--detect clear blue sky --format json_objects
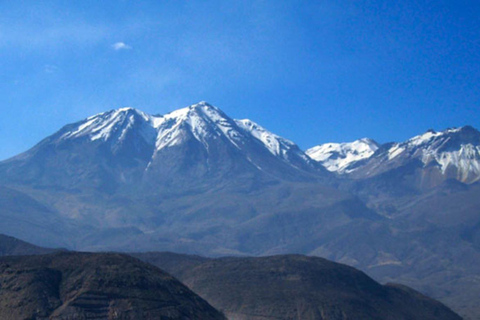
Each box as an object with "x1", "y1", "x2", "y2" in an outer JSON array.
[{"x1": 1, "y1": 0, "x2": 479, "y2": 160}]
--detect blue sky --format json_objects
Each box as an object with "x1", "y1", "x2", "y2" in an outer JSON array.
[{"x1": 1, "y1": 0, "x2": 479, "y2": 160}]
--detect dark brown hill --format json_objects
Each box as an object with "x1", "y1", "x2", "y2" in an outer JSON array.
[
  {"x1": 0, "y1": 252, "x2": 225, "y2": 320},
  {"x1": 133, "y1": 252, "x2": 461, "y2": 320}
]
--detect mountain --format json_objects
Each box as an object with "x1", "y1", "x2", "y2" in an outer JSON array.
[
  {"x1": 355, "y1": 126, "x2": 480, "y2": 183},
  {"x1": 1, "y1": 103, "x2": 479, "y2": 318},
  {"x1": 301, "y1": 125, "x2": 480, "y2": 320},
  {"x1": 309, "y1": 126, "x2": 480, "y2": 189},
  {"x1": 133, "y1": 252, "x2": 461, "y2": 320},
  {"x1": 345, "y1": 126, "x2": 480, "y2": 211},
  {"x1": 323, "y1": 127, "x2": 480, "y2": 320},
  {"x1": 0, "y1": 252, "x2": 225, "y2": 320},
  {"x1": 0, "y1": 102, "x2": 371, "y2": 254},
  {"x1": 306, "y1": 138, "x2": 379, "y2": 173},
  {"x1": 0, "y1": 102, "x2": 323, "y2": 192}
]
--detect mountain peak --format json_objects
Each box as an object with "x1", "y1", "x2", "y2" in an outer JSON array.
[
  {"x1": 185, "y1": 101, "x2": 219, "y2": 113},
  {"x1": 117, "y1": 106, "x2": 136, "y2": 112},
  {"x1": 306, "y1": 138, "x2": 379, "y2": 173},
  {"x1": 194, "y1": 100, "x2": 213, "y2": 107},
  {"x1": 456, "y1": 125, "x2": 480, "y2": 137},
  {"x1": 163, "y1": 102, "x2": 225, "y2": 121},
  {"x1": 87, "y1": 106, "x2": 151, "y2": 120},
  {"x1": 344, "y1": 125, "x2": 480, "y2": 184},
  {"x1": 60, "y1": 106, "x2": 155, "y2": 143},
  {"x1": 151, "y1": 102, "x2": 240, "y2": 152}
]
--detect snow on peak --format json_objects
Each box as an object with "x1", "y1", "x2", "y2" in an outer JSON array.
[
  {"x1": 152, "y1": 102, "x2": 244, "y2": 150},
  {"x1": 59, "y1": 102, "x2": 255, "y2": 154},
  {"x1": 386, "y1": 126, "x2": 479, "y2": 160},
  {"x1": 61, "y1": 107, "x2": 157, "y2": 143},
  {"x1": 306, "y1": 138, "x2": 379, "y2": 173},
  {"x1": 406, "y1": 127, "x2": 461, "y2": 147},
  {"x1": 307, "y1": 126, "x2": 480, "y2": 182},
  {"x1": 53, "y1": 101, "x2": 320, "y2": 174},
  {"x1": 384, "y1": 126, "x2": 480, "y2": 182}
]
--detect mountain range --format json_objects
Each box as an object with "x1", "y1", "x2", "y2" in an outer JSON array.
[
  {"x1": 308, "y1": 126, "x2": 480, "y2": 187},
  {"x1": 1, "y1": 101, "x2": 479, "y2": 319}
]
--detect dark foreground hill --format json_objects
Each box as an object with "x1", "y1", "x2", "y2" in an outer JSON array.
[
  {"x1": 0, "y1": 252, "x2": 225, "y2": 320},
  {"x1": 133, "y1": 252, "x2": 461, "y2": 320}
]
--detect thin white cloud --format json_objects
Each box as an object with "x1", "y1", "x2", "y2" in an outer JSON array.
[{"x1": 112, "y1": 42, "x2": 132, "y2": 50}]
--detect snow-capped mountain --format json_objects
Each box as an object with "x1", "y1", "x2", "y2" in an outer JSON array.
[
  {"x1": 1, "y1": 102, "x2": 324, "y2": 192},
  {"x1": 149, "y1": 103, "x2": 319, "y2": 173},
  {"x1": 1, "y1": 110, "x2": 480, "y2": 318},
  {"x1": 0, "y1": 101, "x2": 359, "y2": 253},
  {"x1": 306, "y1": 126, "x2": 480, "y2": 185},
  {"x1": 306, "y1": 138, "x2": 379, "y2": 173},
  {"x1": 348, "y1": 126, "x2": 480, "y2": 185},
  {"x1": 60, "y1": 102, "x2": 315, "y2": 168}
]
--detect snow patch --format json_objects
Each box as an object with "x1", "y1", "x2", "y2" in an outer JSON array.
[
  {"x1": 306, "y1": 138, "x2": 379, "y2": 173},
  {"x1": 236, "y1": 119, "x2": 295, "y2": 156},
  {"x1": 387, "y1": 145, "x2": 405, "y2": 160}
]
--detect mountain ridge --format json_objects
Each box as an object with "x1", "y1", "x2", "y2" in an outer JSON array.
[{"x1": 307, "y1": 125, "x2": 480, "y2": 187}]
